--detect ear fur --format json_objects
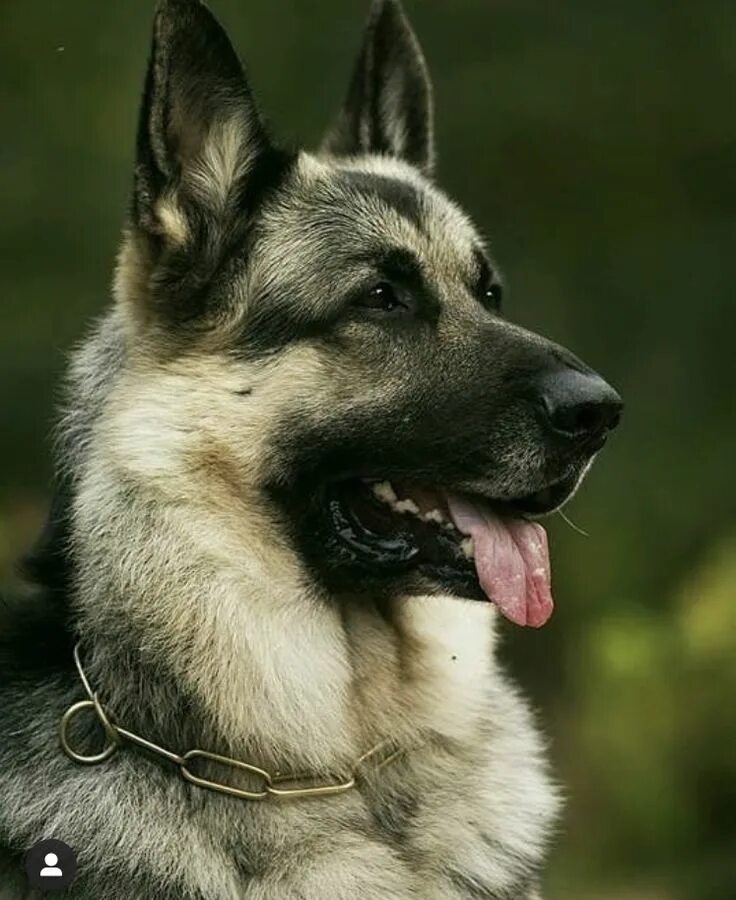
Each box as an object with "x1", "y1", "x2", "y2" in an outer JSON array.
[
  {"x1": 322, "y1": 0, "x2": 435, "y2": 174},
  {"x1": 123, "y1": 0, "x2": 293, "y2": 325},
  {"x1": 134, "y1": 0, "x2": 273, "y2": 236}
]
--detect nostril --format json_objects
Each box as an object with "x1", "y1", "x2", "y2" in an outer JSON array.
[
  {"x1": 550, "y1": 401, "x2": 609, "y2": 437},
  {"x1": 605, "y1": 405, "x2": 622, "y2": 432},
  {"x1": 539, "y1": 369, "x2": 623, "y2": 443}
]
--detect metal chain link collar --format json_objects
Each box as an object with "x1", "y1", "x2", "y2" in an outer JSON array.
[{"x1": 59, "y1": 643, "x2": 407, "y2": 801}]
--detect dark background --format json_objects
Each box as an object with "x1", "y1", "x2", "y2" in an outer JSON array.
[{"x1": 1, "y1": 2, "x2": 734, "y2": 897}]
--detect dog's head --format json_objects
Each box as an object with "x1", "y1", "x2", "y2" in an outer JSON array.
[{"x1": 115, "y1": 0, "x2": 621, "y2": 627}]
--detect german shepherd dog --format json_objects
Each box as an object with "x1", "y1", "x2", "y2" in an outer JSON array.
[{"x1": 0, "y1": 1, "x2": 622, "y2": 897}]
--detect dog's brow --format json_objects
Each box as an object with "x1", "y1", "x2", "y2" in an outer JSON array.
[
  {"x1": 352, "y1": 247, "x2": 425, "y2": 291},
  {"x1": 472, "y1": 247, "x2": 494, "y2": 283},
  {"x1": 377, "y1": 247, "x2": 425, "y2": 285},
  {"x1": 340, "y1": 170, "x2": 425, "y2": 229}
]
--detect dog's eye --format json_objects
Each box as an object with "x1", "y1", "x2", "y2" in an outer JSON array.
[
  {"x1": 357, "y1": 282, "x2": 406, "y2": 314},
  {"x1": 477, "y1": 274, "x2": 503, "y2": 311},
  {"x1": 484, "y1": 282, "x2": 503, "y2": 309},
  {"x1": 474, "y1": 253, "x2": 503, "y2": 311}
]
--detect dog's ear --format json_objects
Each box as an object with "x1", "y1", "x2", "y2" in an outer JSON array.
[
  {"x1": 133, "y1": 0, "x2": 274, "y2": 247},
  {"x1": 322, "y1": 0, "x2": 434, "y2": 174},
  {"x1": 123, "y1": 0, "x2": 293, "y2": 326}
]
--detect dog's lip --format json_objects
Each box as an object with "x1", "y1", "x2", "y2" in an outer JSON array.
[
  {"x1": 322, "y1": 471, "x2": 577, "y2": 564},
  {"x1": 356, "y1": 471, "x2": 580, "y2": 521},
  {"x1": 321, "y1": 469, "x2": 583, "y2": 571},
  {"x1": 481, "y1": 472, "x2": 582, "y2": 518}
]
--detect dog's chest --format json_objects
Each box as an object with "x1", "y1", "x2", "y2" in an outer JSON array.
[
  {"x1": 174, "y1": 697, "x2": 555, "y2": 900},
  {"x1": 171, "y1": 599, "x2": 557, "y2": 898},
  {"x1": 0, "y1": 599, "x2": 557, "y2": 899}
]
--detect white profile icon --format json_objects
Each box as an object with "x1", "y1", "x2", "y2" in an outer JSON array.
[{"x1": 40, "y1": 852, "x2": 63, "y2": 878}]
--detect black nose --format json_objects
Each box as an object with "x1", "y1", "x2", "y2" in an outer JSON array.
[{"x1": 538, "y1": 368, "x2": 622, "y2": 448}]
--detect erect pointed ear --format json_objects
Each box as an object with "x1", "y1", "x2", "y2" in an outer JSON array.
[
  {"x1": 133, "y1": 0, "x2": 275, "y2": 245},
  {"x1": 322, "y1": 0, "x2": 434, "y2": 174}
]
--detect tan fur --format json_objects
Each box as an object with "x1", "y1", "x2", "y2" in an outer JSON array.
[
  {"x1": 155, "y1": 196, "x2": 190, "y2": 246},
  {"x1": 189, "y1": 116, "x2": 253, "y2": 211},
  {"x1": 0, "y1": 3, "x2": 574, "y2": 896},
  {"x1": 57, "y1": 308, "x2": 560, "y2": 896}
]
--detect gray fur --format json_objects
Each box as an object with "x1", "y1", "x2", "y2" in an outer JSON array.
[{"x1": 0, "y1": 1, "x2": 622, "y2": 897}]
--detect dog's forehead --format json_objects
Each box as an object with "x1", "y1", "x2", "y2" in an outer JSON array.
[{"x1": 253, "y1": 152, "x2": 482, "y2": 283}]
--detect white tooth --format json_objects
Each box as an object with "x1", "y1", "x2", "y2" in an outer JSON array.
[
  {"x1": 461, "y1": 537, "x2": 475, "y2": 559},
  {"x1": 394, "y1": 498, "x2": 420, "y2": 515},
  {"x1": 423, "y1": 509, "x2": 446, "y2": 524},
  {"x1": 372, "y1": 481, "x2": 397, "y2": 504}
]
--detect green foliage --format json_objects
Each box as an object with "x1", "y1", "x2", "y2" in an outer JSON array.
[
  {"x1": 550, "y1": 536, "x2": 736, "y2": 898},
  {"x1": 1, "y1": 2, "x2": 734, "y2": 897}
]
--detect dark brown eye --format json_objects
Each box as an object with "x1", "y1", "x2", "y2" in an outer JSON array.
[
  {"x1": 484, "y1": 282, "x2": 503, "y2": 309},
  {"x1": 358, "y1": 282, "x2": 405, "y2": 313}
]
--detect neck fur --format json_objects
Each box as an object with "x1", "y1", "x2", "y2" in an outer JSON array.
[{"x1": 61, "y1": 314, "x2": 497, "y2": 774}]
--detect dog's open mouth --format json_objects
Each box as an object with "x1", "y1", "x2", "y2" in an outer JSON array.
[{"x1": 325, "y1": 474, "x2": 580, "y2": 628}]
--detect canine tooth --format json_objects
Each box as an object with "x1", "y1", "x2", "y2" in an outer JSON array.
[
  {"x1": 461, "y1": 537, "x2": 475, "y2": 559},
  {"x1": 372, "y1": 481, "x2": 397, "y2": 504}
]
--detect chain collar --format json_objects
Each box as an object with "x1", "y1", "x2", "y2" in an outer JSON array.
[{"x1": 59, "y1": 643, "x2": 407, "y2": 801}]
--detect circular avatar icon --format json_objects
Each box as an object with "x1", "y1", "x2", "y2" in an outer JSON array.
[{"x1": 25, "y1": 839, "x2": 77, "y2": 891}]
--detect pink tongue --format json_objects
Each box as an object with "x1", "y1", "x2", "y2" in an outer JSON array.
[{"x1": 446, "y1": 494, "x2": 553, "y2": 628}]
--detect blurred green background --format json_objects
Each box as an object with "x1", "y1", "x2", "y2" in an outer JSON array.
[{"x1": 1, "y1": 1, "x2": 734, "y2": 897}]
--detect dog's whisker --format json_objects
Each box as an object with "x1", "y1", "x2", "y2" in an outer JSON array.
[{"x1": 557, "y1": 509, "x2": 590, "y2": 538}]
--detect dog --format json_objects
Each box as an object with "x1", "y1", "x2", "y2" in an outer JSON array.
[{"x1": 0, "y1": 0, "x2": 621, "y2": 897}]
